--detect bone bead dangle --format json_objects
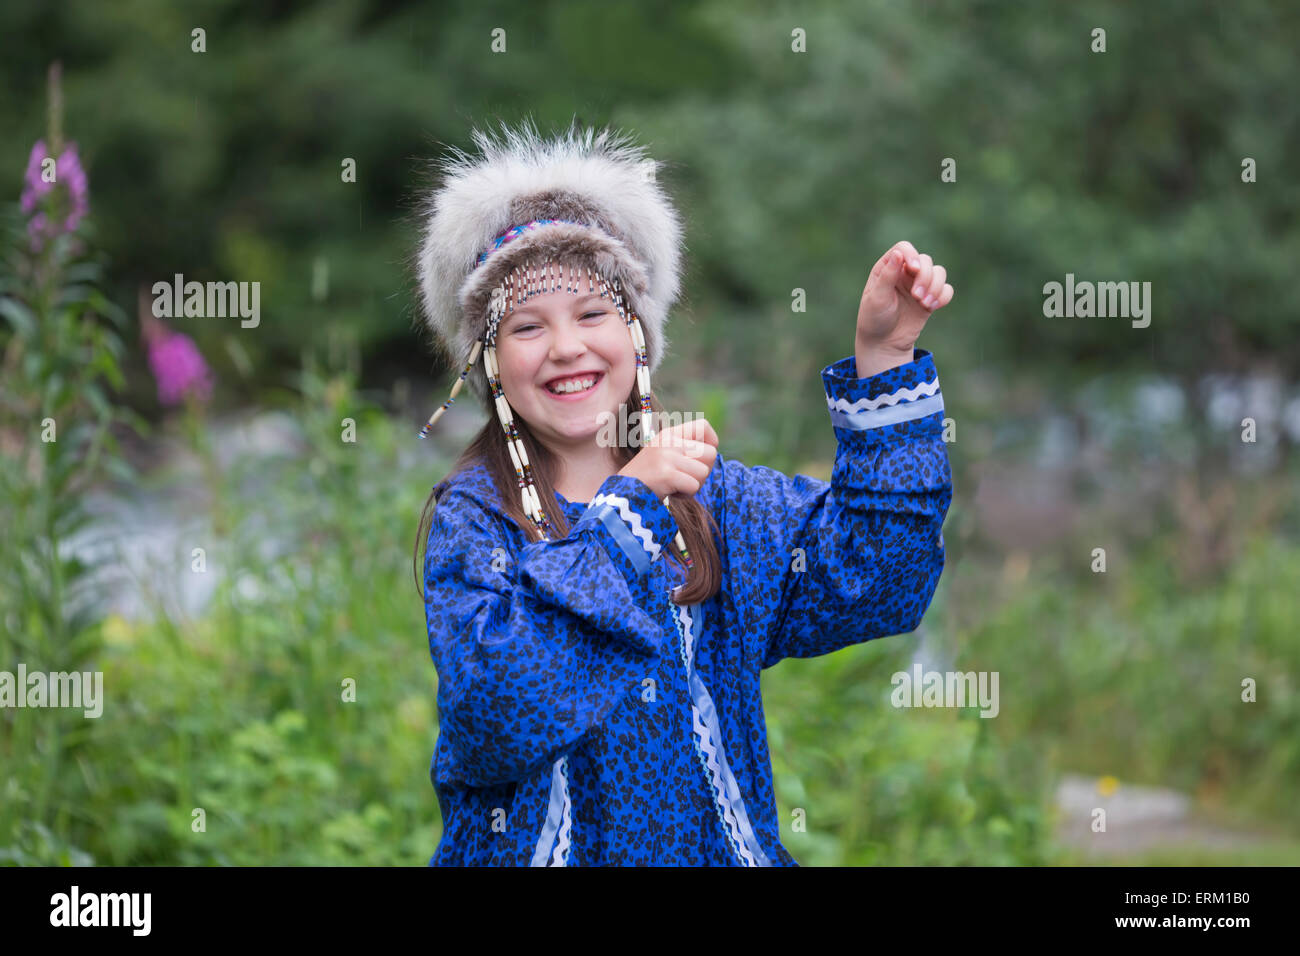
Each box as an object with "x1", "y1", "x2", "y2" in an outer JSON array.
[
  {"x1": 484, "y1": 337, "x2": 554, "y2": 537},
  {"x1": 608, "y1": 277, "x2": 652, "y2": 417},
  {"x1": 419, "y1": 337, "x2": 483, "y2": 438},
  {"x1": 480, "y1": 279, "x2": 555, "y2": 538}
]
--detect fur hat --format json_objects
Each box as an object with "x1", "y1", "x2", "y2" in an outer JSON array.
[{"x1": 416, "y1": 116, "x2": 684, "y2": 412}]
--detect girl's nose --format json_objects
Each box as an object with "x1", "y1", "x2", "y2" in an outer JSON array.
[{"x1": 549, "y1": 319, "x2": 587, "y2": 359}]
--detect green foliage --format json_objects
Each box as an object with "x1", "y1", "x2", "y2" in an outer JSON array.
[
  {"x1": 0, "y1": 192, "x2": 141, "y2": 864},
  {"x1": 763, "y1": 634, "x2": 1057, "y2": 866},
  {"x1": 2, "y1": 341, "x2": 444, "y2": 865},
  {"x1": 760, "y1": 520, "x2": 1300, "y2": 865},
  {"x1": 961, "y1": 529, "x2": 1300, "y2": 831}
]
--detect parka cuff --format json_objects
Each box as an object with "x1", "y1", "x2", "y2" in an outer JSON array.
[
  {"x1": 822, "y1": 348, "x2": 946, "y2": 447},
  {"x1": 821, "y1": 348, "x2": 951, "y2": 515},
  {"x1": 571, "y1": 473, "x2": 682, "y2": 586}
]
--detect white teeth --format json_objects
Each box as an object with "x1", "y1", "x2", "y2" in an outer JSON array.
[{"x1": 546, "y1": 376, "x2": 597, "y2": 394}]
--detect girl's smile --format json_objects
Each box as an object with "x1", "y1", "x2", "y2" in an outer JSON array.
[{"x1": 542, "y1": 370, "x2": 606, "y2": 399}]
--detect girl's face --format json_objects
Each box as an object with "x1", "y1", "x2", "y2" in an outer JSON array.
[{"x1": 493, "y1": 263, "x2": 636, "y2": 454}]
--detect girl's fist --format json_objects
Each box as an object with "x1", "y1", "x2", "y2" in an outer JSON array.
[
  {"x1": 856, "y1": 241, "x2": 954, "y2": 355},
  {"x1": 618, "y1": 417, "x2": 719, "y2": 500}
]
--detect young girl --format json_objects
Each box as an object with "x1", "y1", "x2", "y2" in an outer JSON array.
[{"x1": 412, "y1": 119, "x2": 953, "y2": 866}]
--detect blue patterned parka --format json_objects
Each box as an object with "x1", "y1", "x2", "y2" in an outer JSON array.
[{"x1": 423, "y1": 348, "x2": 952, "y2": 865}]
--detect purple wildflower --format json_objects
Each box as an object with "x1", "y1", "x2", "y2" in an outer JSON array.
[
  {"x1": 21, "y1": 139, "x2": 90, "y2": 251},
  {"x1": 20, "y1": 140, "x2": 51, "y2": 213},
  {"x1": 145, "y1": 320, "x2": 214, "y2": 407}
]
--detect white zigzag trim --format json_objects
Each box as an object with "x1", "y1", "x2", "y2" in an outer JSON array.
[
  {"x1": 691, "y1": 705, "x2": 758, "y2": 866},
  {"x1": 674, "y1": 598, "x2": 695, "y2": 664},
  {"x1": 673, "y1": 602, "x2": 757, "y2": 867},
  {"x1": 827, "y1": 376, "x2": 941, "y2": 414},
  {"x1": 589, "y1": 492, "x2": 661, "y2": 560},
  {"x1": 549, "y1": 756, "x2": 572, "y2": 866}
]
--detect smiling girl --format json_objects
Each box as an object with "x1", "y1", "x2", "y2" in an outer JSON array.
[{"x1": 412, "y1": 118, "x2": 953, "y2": 866}]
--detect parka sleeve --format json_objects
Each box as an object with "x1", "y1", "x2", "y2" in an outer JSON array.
[
  {"x1": 709, "y1": 348, "x2": 952, "y2": 670},
  {"x1": 424, "y1": 473, "x2": 682, "y2": 788}
]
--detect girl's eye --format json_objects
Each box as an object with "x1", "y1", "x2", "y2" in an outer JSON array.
[{"x1": 511, "y1": 312, "x2": 603, "y2": 334}]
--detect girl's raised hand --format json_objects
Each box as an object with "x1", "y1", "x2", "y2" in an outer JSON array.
[
  {"x1": 855, "y1": 241, "x2": 954, "y2": 357},
  {"x1": 618, "y1": 417, "x2": 719, "y2": 500}
]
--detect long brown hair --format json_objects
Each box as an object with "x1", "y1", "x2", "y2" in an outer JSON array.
[{"x1": 412, "y1": 381, "x2": 722, "y2": 606}]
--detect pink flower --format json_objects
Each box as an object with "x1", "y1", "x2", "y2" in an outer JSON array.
[
  {"x1": 21, "y1": 140, "x2": 52, "y2": 212},
  {"x1": 145, "y1": 321, "x2": 214, "y2": 407},
  {"x1": 21, "y1": 139, "x2": 90, "y2": 251}
]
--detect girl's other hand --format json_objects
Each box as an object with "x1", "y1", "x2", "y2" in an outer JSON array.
[
  {"x1": 856, "y1": 241, "x2": 954, "y2": 357},
  {"x1": 618, "y1": 417, "x2": 719, "y2": 500}
]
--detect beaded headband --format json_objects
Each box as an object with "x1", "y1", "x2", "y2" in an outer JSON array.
[
  {"x1": 419, "y1": 221, "x2": 692, "y2": 570},
  {"x1": 474, "y1": 217, "x2": 585, "y2": 267}
]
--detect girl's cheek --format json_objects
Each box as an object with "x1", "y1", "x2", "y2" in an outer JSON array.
[{"x1": 496, "y1": 345, "x2": 527, "y2": 382}]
